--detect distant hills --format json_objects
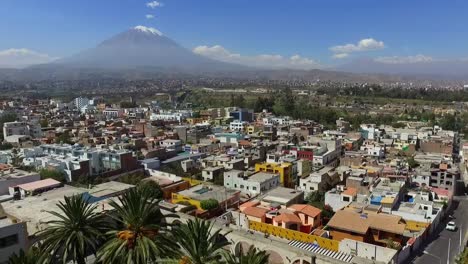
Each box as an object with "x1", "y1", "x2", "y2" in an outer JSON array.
[
  {"x1": 0, "y1": 26, "x2": 467, "y2": 83},
  {"x1": 336, "y1": 58, "x2": 468, "y2": 79}
]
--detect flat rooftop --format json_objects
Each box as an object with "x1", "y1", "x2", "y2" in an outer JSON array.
[
  {"x1": 177, "y1": 185, "x2": 238, "y2": 202},
  {"x1": 261, "y1": 187, "x2": 303, "y2": 205},
  {"x1": 248, "y1": 172, "x2": 279, "y2": 183}
]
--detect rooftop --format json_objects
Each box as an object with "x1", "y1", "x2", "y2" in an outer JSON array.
[{"x1": 177, "y1": 185, "x2": 239, "y2": 202}]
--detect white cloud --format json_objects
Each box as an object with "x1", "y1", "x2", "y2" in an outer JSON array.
[
  {"x1": 193, "y1": 45, "x2": 322, "y2": 70},
  {"x1": 145, "y1": 14, "x2": 155, "y2": 19},
  {"x1": 146, "y1": 1, "x2": 162, "y2": 9},
  {"x1": 330, "y1": 38, "x2": 385, "y2": 58},
  {"x1": 0, "y1": 48, "x2": 59, "y2": 68},
  {"x1": 332, "y1": 53, "x2": 349, "y2": 59},
  {"x1": 374, "y1": 54, "x2": 433, "y2": 64}
]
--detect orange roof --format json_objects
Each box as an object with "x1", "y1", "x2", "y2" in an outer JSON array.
[
  {"x1": 342, "y1": 187, "x2": 358, "y2": 197},
  {"x1": 327, "y1": 210, "x2": 406, "y2": 235},
  {"x1": 274, "y1": 213, "x2": 302, "y2": 223},
  {"x1": 439, "y1": 163, "x2": 448, "y2": 170},
  {"x1": 243, "y1": 207, "x2": 269, "y2": 218},
  {"x1": 288, "y1": 204, "x2": 321, "y2": 218},
  {"x1": 16, "y1": 179, "x2": 61, "y2": 192},
  {"x1": 239, "y1": 200, "x2": 260, "y2": 212}
]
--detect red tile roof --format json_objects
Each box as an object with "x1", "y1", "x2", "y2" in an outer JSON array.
[{"x1": 288, "y1": 204, "x2": 321, "y2": 218}]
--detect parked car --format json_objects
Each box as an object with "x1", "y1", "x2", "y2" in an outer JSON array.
[{"x1": 446, "y1": 221, "x2": 457, "y2": 231}]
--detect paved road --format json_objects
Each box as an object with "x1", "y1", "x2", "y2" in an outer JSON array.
[{"x1": 412, "y1": 199, "x2": 468, "y2": 264}]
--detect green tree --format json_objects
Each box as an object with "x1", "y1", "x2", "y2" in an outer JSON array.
[
  {"x1": 200, "y1": 199, "x2": 219, "y2": 211},
  {"x1": 137, "y1": 180, "x2": 163, "y2": 200},
  {"x1": 8, "y1": 248, "x2": 45, "y2": 264},
  {"x1": 0, "y1": 142, "x2": 13, "y2": 150},
  {"x1": 40, "y1": 168, "x2": 66, "y2": 182},
  {"x1": 55, "y1": 131, "x2": 73, "y2": 144},
  {"x1": 167, "y1": 218, "x2": 230, "y2": 264},
  {"x1": 273, "y1": 88, "x2": 295, "y2": 116},
  {"x1": 96, "y1": 188, "x2": 177, "y2": 264},
  {"x1": 223, "y1": 245, "x2": 269, "y2": 264},
  {"x1": 36, "y1": 195, "x2": 107, "y2": 264},
  {"x1": 407, "y1": 157, "x2": 419, "y2": 169},
  {"x1": 9, "y1": 148, "x2": 23, "y2": 167}
]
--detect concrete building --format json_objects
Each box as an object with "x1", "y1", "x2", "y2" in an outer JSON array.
[
  {"x1": 223, "y1": 170, "x2": 279, "y2": 196},
  {"x1": 0, "y1": 206, "x2": 28, "y2": 263},
  {"x1": 23, "y1": 144, "x2": 138, "y2": 181},
  {"x1": 102, "y1": 108, "x2": 124, "y2": 119},
  {"x1": 172, "y1": 185, "x2": 241, "y2": 211},
  {"x1": 159, "y1": 139, "x2": 183, "y2": 152},
  {"x1": 0, "y1": 166, "x2": 40, "y2": 195},
  {"x1": 74, "y1": 97, "x2": 90, "y2": 109},
  {"x1": 3, "y1": 121, "x2": 42, "y2": 141}
]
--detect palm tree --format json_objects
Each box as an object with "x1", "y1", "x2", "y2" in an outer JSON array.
[
  {"x1": 8, "y1": 248, "x2": 45, "y2": 264},
  {"x1": 96, "y1": 187, "x2": 176, "y2": 264},
  {"x1": 223, "y1": 245, "x2": 269, "y2": 264},
  {"x1": 168, "y1": 218, "x2": 231, "y2": 264},
  {"x1": 36, "y1": 194, "x2": 107, "y2": 264}
]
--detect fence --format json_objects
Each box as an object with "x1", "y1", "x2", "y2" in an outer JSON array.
[{"x1": 248, "y1": 220, "x2": 339, "y2": 251}]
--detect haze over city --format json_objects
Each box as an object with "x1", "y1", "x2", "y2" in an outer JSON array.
[{"x1": 0, "y1": 1, "x2": 467, "y2": 264}]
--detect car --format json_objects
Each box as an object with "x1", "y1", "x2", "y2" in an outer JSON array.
[{"x1": 446, "y1": 221, "x2": 457, "y2": 231}]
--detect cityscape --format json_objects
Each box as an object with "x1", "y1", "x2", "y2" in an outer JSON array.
[{"x1": 0, "y1": 1, "x2": 467, "y2": 264}]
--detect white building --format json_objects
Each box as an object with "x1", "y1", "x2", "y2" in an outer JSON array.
[
  {"x1": 150, "y1": 110, "x2": 192, "y2": 122},
  {"x1": 103, "y1": 108, "x2": 123, "y2": 119},
  {"x1": 224, "y1": 170, "x2": 279, "y2": 196},
  {"x1": 3, "y1": 121, "x2": 42, "y2": 141},
  {"x1": 74, "y1": 97, "x2": 90, "y2": 109},
  {"x1": 0, "y1": 210, "x2": 28, "y2": 263},
  {"x1": 229, "y1": 121, "x2": 248, "y2": 131},
  {"x1": 159, "y1": 139, "x2": 183, "y2": 152}
]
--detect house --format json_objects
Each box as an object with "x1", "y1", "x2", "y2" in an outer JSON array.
[
  {"x1": 260, "y1": 187, "x2": 304, "y2": 208},
  {"x1": 223, "y1": 170, "x2": 279, "y2": 196},
  {"x1": 0, "y1": 205, "x2": 28, "y2": 263},
  {"x1": 171, "y1": 185, "x2": 240, "y2": 211},
  {"x1": 288, "y1": 204, "x2": 322, "y2": 233},
  {"x1": 327, "y1": 210, "x2": 407, "y2": 246},
  {"x1": 0, "y1": 167, "x2": 41, "y2": 195},
  {"x1": 255, "y1": 162, "x2": 294, "y2": 188},
  {"x1": 202, "y1": 166, "x2": 224, "y2": 184}
]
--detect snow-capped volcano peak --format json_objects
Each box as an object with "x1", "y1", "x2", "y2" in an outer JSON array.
[{"x1": 133, "y1": 25, "x2": 162, "y2": 36}]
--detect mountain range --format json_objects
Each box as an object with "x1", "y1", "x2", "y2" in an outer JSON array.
[{"x1": 1, "y1": 26, "x2": 467, "y2": 82}]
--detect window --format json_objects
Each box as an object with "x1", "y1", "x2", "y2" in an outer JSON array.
[
  {"x1": 240, "y1": 185, "x2": 244, "y2": 189},
  {"x1": 0, "y1": 234, "x2": 18, "y2": 249},
  {"x1": 342, "y1": 196, "x2": 350, "y2": 202},
  {"x1": 253, "y1": 187, "x2": 257, "y2": 191},
  {"x1": 310, "y1": 187, "x2": 314, "y2": 190}
]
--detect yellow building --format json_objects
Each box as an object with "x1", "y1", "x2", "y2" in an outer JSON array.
[
  {"x1": 255, "y1": 162, "x2": 294, "y2": 188},
  {"x1": 171, "y1": 185, "x2": 240, "y2": 210}
]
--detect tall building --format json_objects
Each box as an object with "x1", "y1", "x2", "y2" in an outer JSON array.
[{"x1": 74, "y1": 97, "x2": 90, "y2": 109}]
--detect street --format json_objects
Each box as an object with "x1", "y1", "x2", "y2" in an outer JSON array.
[{"x1": 411, "y1": 199, "x2": 468, "y2": 264}]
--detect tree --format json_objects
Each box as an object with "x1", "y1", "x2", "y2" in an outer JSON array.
[
  {"x1": 407, "y1": 157, "x2": 419, "y2": 169},
  {"x1": 137, "y1": 180, "x2": 163, "y2": 200},
  {"x1": 55, "y1": 131, "x2": 73, "y2": 144},
  {"x1": 273, "y1": 88, "x2": 295, "y2": 116},
  {"x1": 167, "y1": 218, "x2": 231, "y2": 264},
  {"x1": 9, "y1": 148, "x2": 23, "y2": 167},
  {"x1": 96, "y1": 188, "x2": 177, "y2": 264},
  {"x1": 224, "y1": 245, "x2": 269, "y2": 264},
  {"x1": 8, "y1": 248, "x2": 45, "y2": 264},
  {"x1": 0, "y1": 142, "x2": 13, "y2": 150},
  {"x1": 36, "y1": 195, "x2": 107, "y2": 264},
  {"x1": 200, "y1": 199, "x2": 219, "y2": 211},
  {"x1": 40, "y1": 168, "x2": 66, "y2": 182}
]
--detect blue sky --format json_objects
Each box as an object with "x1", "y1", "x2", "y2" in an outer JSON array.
[{"x1": 0, "y1": 0, "x2": 467, "y2": 68}]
